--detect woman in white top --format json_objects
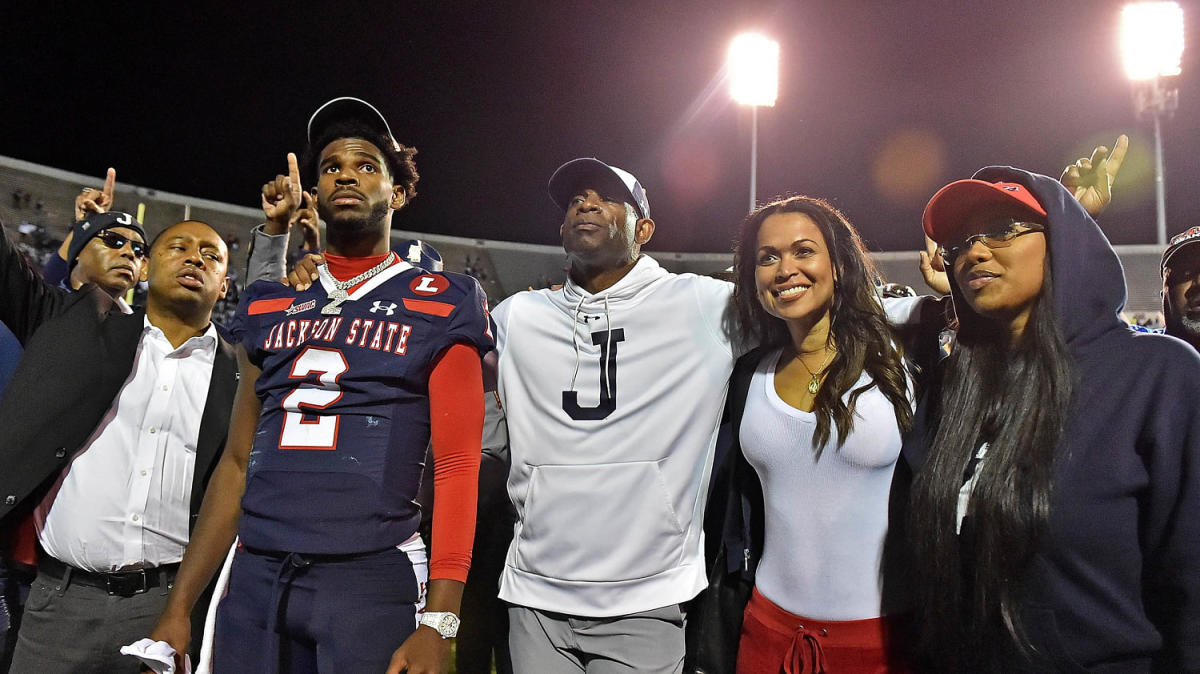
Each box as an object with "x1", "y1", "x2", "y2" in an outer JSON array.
[{"x1": 722, "y1": 195, "x2": 915, "y2": 673}]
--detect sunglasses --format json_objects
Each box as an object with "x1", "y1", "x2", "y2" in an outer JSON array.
[
  {"x1": 95, "y1": 230, "x2": 148, "y2": 259},
  {"x1": 939, "y1": 222, "x2": 1045, "y2": 265}
]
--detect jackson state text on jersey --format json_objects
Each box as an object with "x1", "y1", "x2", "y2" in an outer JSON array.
[{"x1": 228, "y1": 262, "x2": 494, "y2": 555}]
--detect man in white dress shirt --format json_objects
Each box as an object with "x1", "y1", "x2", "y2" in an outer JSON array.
[{"x1": 0, "y1": 219, "x2": 236, "y2": 673}]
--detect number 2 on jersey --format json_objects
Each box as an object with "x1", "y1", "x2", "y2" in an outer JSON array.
[{"x1": 280, "y1": 346, "x2": 348, "y2": 449}]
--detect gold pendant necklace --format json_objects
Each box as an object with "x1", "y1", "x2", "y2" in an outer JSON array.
[{"x1": 794, "y1": 345, "x2": 834, "y2": 394}]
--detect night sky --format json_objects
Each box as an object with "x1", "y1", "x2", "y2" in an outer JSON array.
[{"x1": 3, "y1": 1, "x2": 1197, "y2": 253}]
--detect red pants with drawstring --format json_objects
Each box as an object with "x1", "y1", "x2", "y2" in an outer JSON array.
[{"x1": 735, "y1": 587, "x2": 911, "y2": 674}]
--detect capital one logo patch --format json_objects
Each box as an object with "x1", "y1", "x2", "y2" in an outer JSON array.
[
  {"x1": 410, "y1": 274, "x2": 448, "y2": 296},
  {"x1": 371, "y1": 301, "x2": 397, "y2": 315}
]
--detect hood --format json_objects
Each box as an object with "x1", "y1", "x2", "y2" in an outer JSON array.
[
  {"x1": 948, "y1": 166, "x2": 1127, "y2": 350},
  {"x1": 549, "y1": 255, "x2": 670, "y2": 398},
  {"x1": 551, "y1": 255, "x2": 669, "y2": 322}
]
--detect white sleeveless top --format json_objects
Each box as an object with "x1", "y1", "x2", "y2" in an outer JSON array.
[{"x1": 740, "y1": 347, "x2": 908, "y2": 620}]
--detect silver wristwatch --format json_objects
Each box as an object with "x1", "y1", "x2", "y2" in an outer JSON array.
[{"x1": 418, "y1": 611, "x2": 460, "y2": 639}]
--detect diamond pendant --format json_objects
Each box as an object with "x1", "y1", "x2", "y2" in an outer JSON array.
[
  {"x1": 807, "y1": 376, "x2": 820, "y2": 394},
  {"x1": 322, "y1": 288, "x2": 349, "y2": 315}
]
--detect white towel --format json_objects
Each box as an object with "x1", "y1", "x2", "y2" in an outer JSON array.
[{"x1": 120, "y1": 637, "x2": 191, "y2": 674}]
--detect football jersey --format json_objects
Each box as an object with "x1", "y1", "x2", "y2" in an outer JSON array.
[{"x1": 229, "y1": 260, "x2": 493, "y2": 554}]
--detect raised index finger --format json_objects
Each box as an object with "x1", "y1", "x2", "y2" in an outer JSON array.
[
  {"x1": 1105, "y1": 135, "x2": 1129, "y2": 182},
  {"x1": 287, "y1": 152, "x2": 302, "y2": 202},
  {"x1": 102, "y1": 167, "x2": 116, "y2": 200}
]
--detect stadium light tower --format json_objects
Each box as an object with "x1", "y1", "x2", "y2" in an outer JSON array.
[
  {"x1": 729, "y1": 33, "x2": 779, "y2": 212},
  {"x1": 1120, "y1": 1, "x2": 1184, "y2": 245}
]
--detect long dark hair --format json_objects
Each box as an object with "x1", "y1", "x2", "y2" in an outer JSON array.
[
  {"x1": 908, "y1": 256, "x2": 1073, "y2": 671},
  {"x1": 732, "y1": 195, "x2": 912, "y2": 450}
]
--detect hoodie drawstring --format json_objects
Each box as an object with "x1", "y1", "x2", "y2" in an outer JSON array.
[
  {"x1": 567, "y1": 292, "x2": 587, "y2": 392},
  {"x1": 566, "y1": 292, "x2": 614, "y2": 397},
  {"x1": 602, "y1": 294, "x2": 612, "y2": 397}
]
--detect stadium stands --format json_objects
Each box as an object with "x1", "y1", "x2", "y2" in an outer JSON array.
[{"x1": 0, "y1": 154, "x2": 1170, "y2": 320}]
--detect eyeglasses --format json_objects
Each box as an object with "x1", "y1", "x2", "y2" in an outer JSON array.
[
  {"x1": 95, "y1": 230, "x2": 147, "y2": 259},
  {"x1": 939, "y1": 222, "x2": 1045, "y2": 265}
]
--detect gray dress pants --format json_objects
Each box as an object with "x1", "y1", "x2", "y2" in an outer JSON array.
[
  {"x1": 10, "y1": 566, "x2": 168, "y2": 674},
  {"x1": 508, "y1": 603, "x2": 686, "y2": 674}
]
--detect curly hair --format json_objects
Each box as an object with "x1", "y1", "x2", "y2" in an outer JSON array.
[
  {"x1": 732, "y1": 195, "x2": 912, "y2": 451},
  {"x1": 303, "y1": 119, "x2": 419, "y2": 201}
]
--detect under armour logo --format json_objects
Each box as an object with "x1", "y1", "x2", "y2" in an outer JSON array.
[{"x1": 370, "y1": 301, "x2": 397, "y2": 315}]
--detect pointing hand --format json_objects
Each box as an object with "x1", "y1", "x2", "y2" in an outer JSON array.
[
  {"x1": 1060, "y1": 135, "x2": 1128, "y2": 218},
  {"x1": 74, "y1": 167, "x2": 116, "y2": 221},
  {"x1": 261, "y1": 153, "x2": 304, "y2": 235}
]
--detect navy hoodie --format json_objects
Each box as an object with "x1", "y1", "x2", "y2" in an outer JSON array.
[{"x1": 903, "y1": 167, "x2": 1200, "y2": 672}]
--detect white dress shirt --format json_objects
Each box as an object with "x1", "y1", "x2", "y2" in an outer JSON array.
[{"x1": 38, "y1": 318, "x2": 218, "y2": 572}]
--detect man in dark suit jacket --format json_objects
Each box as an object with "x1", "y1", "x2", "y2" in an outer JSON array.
[
  {"x1": 0, "y1": 206, "x2": 152, "y2": 671},
  {"x1": 0, "y1": 217, "x2": 238, "y2": 673}
]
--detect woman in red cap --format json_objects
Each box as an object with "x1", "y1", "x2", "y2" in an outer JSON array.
[{"x1": 905, "y1": 166, "x2": 1200, "y2": 672}]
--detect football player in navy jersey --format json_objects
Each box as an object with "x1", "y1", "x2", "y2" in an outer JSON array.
[{"x1": 150, "y1": 98, "x2": 492, "y2": 674}]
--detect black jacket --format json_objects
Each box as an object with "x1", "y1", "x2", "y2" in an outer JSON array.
[
  {"x1": 0, "y1": 219, "x2": 237, "y2": 537},
  {"x1": 683, "y1": 347, "x2": 762, "y2": 674}
]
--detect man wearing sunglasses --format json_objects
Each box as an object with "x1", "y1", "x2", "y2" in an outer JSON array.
[
  {"x1": 40, "y1": 169, "x2": 147, "y2": 299},
  {"x1": 64, "y1": 211, "x2": 149, "y2": 298},
  {"x1": 0, "y1": 214, "x2": 238, "y2": 673},
  {"x1": 0, "y1": 206, "x2": 149, "y2": 669}
]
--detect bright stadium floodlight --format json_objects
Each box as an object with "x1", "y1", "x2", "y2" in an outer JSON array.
[
  {"x1": 1121, "y1": 2, "x2": 1184, "y2": 80},
  {"x1": 728, "y1": 33, "x2": 779, "y2": 211},
  {"x1": 729, "y1": 33, "x2": 779, "y2": 107},
  {"x1": 1120, "y1": 2, "x2": 1184, "y2": 244}
]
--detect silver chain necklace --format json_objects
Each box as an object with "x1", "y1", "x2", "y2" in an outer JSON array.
[{"x1": 317, "y1": 251, "x2": 398, "y2": 315}]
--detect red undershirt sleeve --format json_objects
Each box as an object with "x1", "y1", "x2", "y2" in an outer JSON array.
[{"x1": 427, "y1": 342, "x2": 484, "y2": 582}]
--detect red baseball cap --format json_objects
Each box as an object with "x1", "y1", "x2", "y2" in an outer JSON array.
[{"x1": 922, "y1": 180, "x2": 1048, "y2": 244}]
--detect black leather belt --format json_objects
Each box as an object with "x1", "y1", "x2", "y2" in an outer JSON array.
[{"x1": 39, "y1": 554, "x2": 180, "y2": 597}]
